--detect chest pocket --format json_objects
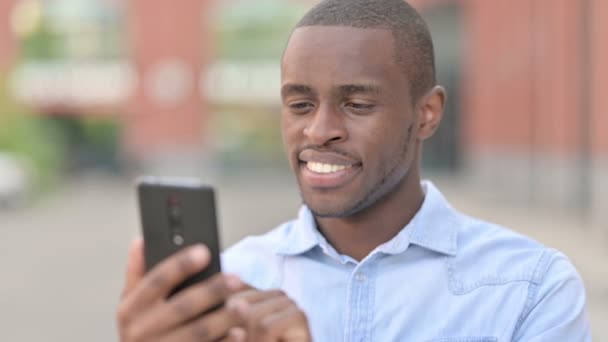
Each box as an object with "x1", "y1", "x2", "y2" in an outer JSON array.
[{"x1": 425, "y1": 338, "x2": 498, "y2": 342}]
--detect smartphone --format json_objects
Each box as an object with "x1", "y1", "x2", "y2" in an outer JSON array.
[{"x1": 137, "y1": 176, "x2": 222, "y2": 295}]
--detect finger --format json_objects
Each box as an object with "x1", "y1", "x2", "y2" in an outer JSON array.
[
  {"x1": 255, "y1": 306, "x2": 311, "y2": 341},
  {"x1": 134, "y1": 273, "x2": 246, "y2": 336},
  {"x1": 234, "y1": 295, "x2": 295, "y2": 341},
  {"x1": 122, "y1": 237, "x2": 145, "y2": 298},
  {"x1": 126, "y1": 244, "x2": 210, "y2": 313},
  {"x1": 237, "y1": 295, "x2": 292, "y2": 322},
  {"x1": 227, "y1": 289, "x2": 285, "y2": 309},
  {"x1": 218, "y1": 328, "x2": 246, "y2": 342},
  {"x1": 160, "y1": 307, "x2": 242, "y2": 342}
]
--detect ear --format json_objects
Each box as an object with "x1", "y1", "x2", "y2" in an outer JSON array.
[{"x1": 416, "y1": 86, "x2": 446, "y2": 140}]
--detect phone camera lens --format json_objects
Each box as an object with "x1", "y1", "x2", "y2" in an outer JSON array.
[
  {"x1": 169, "y1": 205, "x2": 181, "y2": 220},
  {"x1": 167, "y1": 195, "x2": 182, "y2": 224},
  {"x1": 173, "y1": 234, "x2": 184, "y2": 246}
]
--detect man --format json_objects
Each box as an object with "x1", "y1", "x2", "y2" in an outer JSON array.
[{"x1": 118, "y1": 0, "x2": 591, "y2": 341}]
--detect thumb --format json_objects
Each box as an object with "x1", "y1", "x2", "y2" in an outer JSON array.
[{"x1": 121, "y1": 237, "x2": 145, "y2": 298}]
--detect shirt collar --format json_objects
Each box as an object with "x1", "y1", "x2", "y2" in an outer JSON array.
[
  {"x1": 274, "y1": 181, "x2": 459, "y2": 257},
  {"x1": 403, "y1": 181, "x2": 459, "y2": 256},
  {"x1": 274, "y1": 205, "x2": 321, "y2": 255}
]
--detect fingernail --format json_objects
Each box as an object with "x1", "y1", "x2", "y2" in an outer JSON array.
[
  {"x1": 230, "y1": 327, "x2": 247, "y2": 342},
  {"x1": 225, "y1": 274, "x2": 242, "y2": 290},
  {"x1": 190, "y1": 245, "x2": 208, "y2": 263}
]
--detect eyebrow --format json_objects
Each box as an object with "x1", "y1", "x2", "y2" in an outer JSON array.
[
  {"x1": 338, "y1": 84, "x2": 381, "y2": 96},
  {"x1": 281, "y1": 83, "x2": 381, "y2": 98},
  {"x1": 281, "y1": 84, "x2": 317, "y2": 97}
]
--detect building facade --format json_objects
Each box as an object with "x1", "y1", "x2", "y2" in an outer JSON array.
[{"x1": 2, "y1": 0, "x2": 606, "y2": 229}]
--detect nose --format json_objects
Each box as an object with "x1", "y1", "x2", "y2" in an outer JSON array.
[{"x1": 303, "y1": 104, "x2": 347, "y2": 146}]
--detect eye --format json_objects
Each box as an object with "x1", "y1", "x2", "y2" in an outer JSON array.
[
  {"x1": 347, "y1": 103, "x2": 374, "y2": 109},
  {"x1": 344, "y1": 102, "x2": 375, "y2": 114},
  {"x1": 288, "y1": 101, "x2": 315, "y2": 115}
]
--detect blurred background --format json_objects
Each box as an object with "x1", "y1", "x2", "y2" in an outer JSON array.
[{"x1": 0, "y1": 0, "x2": 606, "y2": 340}]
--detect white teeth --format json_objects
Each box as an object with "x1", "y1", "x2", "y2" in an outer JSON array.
[{"x1": 306, "y1": 162, "x2": 350, "y2": 174}]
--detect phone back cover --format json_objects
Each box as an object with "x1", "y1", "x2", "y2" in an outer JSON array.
[{"x1": 138, "y1": 182, "x2": 222, "y2": 294}]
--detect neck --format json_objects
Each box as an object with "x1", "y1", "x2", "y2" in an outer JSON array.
[{"x1": 315, "y1": 168, "x2": 425, "y2": 261}]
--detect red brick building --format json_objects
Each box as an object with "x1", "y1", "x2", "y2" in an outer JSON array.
[
  {"x1": 0, "y1": 0, "x2": 18, "y2": 69},
  {"x1": 124, "y1": 0, "x2": 213, "y2": 173},
  {"x1": 2, "y1": 0, "x2": 606, "y2": 227},
  {"x1": 414, "y1": 0, "x2": 607, "y2": 228}
]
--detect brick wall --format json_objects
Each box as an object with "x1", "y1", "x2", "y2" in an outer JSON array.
[
  {"x1": 459, "y1": 0, "x2": 607, "y2": 225},
  {"x1": 124, "y1": 0, "x2": 213, "y2": 159},
  {"x1": 0, "y1": 0, "x2": 17, "y2": 69}
]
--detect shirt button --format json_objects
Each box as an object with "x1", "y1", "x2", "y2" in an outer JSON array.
[{"x1": 355, "y1": 273, "x2": 367, "y2": 282}]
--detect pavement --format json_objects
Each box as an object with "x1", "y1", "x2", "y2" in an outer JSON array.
[{"x1": 0, "y1": 172, "x2": 605, "y2": 341}]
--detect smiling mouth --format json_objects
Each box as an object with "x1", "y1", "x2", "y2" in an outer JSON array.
[
  {"x1": 298, "y1": 160, "x2": 361, "y2": 189},
  {"x1": 305, "y1": 161, "x2": 353, "y2": 174}
]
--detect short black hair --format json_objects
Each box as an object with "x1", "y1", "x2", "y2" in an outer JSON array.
[{"x1": 295, "y1": 0, "x2": 436, "y2": 103}]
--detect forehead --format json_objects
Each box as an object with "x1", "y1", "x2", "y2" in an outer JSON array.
[{"x1": 282, "y1": 26, "x2": 405, "y2": 88}]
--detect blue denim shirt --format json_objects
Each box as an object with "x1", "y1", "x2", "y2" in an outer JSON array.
[{"x1": 222, "y1": 181, "x2": 591, "y2": 341}]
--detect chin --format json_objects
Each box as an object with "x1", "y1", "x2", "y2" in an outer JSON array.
[
  {"x1": 304, "y1": 181, "x2": 392, "y2": 219},
  {"x1": 303, "y1": 195, "x2": 363, "y2": 218},
  {"x1": 307, "y1": 205, "x2": 350, "y2": 218}
]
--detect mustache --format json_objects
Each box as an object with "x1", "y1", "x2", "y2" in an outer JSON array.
[{"x1": 296, "y1": 144, "x2": 358, "y2": 160}]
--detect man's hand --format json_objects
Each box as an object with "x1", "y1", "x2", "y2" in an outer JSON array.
[
  {"x1": 117, "y1": 238, "x2": 248, "y2": 342},
  {"x1": 225, "y1": 290, "x2": 312, "y2": 342}
]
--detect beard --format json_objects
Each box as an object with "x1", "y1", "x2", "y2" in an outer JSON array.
[{"x1": 301, "y1": 123, "x2": 415, "y2": 218}]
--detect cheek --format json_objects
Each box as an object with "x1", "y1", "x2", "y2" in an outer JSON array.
[
  {"x1": 281, "y1": 114, "x2": 305, "y2": 151},
  {"x1": 348, "y1": 117, "x2": 391, "y2": 151},
  {"x1": 281, "y1": 113, "x2": 306, "y2": 143},
  {"x1": 356, "y1": 121, "x2": 409, "y2": 168}
]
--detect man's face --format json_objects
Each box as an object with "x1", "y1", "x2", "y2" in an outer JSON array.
[{"x1": 281, "y1": 26, "x2": 418, "y2": 217}]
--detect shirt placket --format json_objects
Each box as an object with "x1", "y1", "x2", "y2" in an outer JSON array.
[{"x1": 344, "y1": 257, "x2": 377, "y2": 342}]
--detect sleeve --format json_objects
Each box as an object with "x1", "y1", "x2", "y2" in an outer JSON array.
[{"x1": 513, "y1": 250, "x2": 592, "y2": 341}]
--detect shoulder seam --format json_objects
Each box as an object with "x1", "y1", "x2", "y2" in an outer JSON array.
[
  {"x1": 446, "y1": 257, "x2": 538, "y2": 295},
  {"x1": 445, "y1": 247, "x2": 553, "y2": 295},
  {"x1": 514, "y1": 248, "x2": 555, "y2": 333}
]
